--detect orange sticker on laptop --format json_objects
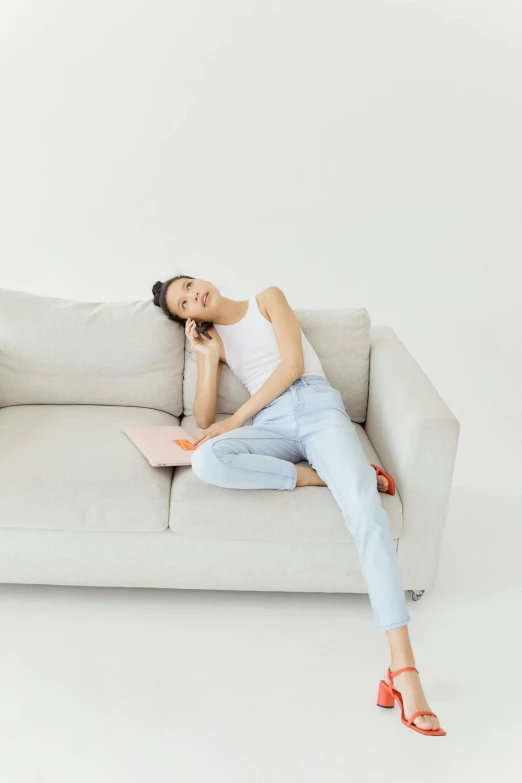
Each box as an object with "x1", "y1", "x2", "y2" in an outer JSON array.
[{"x1": 173, "y1": 438, "x2": 197, "y2": 451}]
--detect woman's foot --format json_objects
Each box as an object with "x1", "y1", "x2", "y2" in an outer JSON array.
[
  {"x1": 387, "y1": 665, "x2": 441, "y2": 731},
  {"x1": 376, "y1": 473, "x2": 389, "y2": 493}
]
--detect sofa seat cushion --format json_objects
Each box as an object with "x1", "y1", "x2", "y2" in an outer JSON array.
[
  {"x1": 0, "y1": 404, "x2": 178, "y2": 532},
  {"x1": 168, "y1": 415, "x2": 403, "y2": 543}
]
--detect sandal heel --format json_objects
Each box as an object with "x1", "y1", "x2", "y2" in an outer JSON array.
[{"x1": 377, "y1": 680, "x2": 395, "y2": 708}]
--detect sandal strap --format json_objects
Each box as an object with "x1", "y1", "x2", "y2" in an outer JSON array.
[
  {"x1": 407, "y1": 710, "x2": 439, "y2": 726},
  {"x1": 388, "y1": 665, "x2": 418, "y2": 682}
]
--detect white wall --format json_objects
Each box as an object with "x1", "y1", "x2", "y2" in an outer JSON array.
[{"x1": 1, "y1": 1, "x2": 520, "y2": 491}]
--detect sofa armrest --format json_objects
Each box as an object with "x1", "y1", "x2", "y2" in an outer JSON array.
[{"x1": 364, "y1": 326, "x2": 460, "y2": 590}]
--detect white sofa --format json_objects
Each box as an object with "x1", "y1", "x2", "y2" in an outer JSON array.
[{"x1": 0, "y1": 287, "x2": 460, "y2": 599}]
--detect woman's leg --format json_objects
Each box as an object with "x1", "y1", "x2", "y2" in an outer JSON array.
[
  {"x1": 297, "y1": 464, "x2": 391, "y2": 491},
  {"x1": 297, "y1": 382, "x2": 441, "y2": 730},
  {"x1": 297, "y1": 394, "x2": 408, "y2": 630},
  {"x1": 191, "y1": 425, "x2": 303, "y2": 490},
  {"x1": 296, "y1": 466, "x2": 441, "y2": 729}
]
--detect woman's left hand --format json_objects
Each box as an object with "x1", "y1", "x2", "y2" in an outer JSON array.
[{"x1": 192, "y1": 415, "x2": 244, "y2": 448}]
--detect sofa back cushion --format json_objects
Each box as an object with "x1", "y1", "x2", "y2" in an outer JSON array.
[
  {"x1": 0, "y1": 287, "x2": 185, "y2": 416},
  {"x1": 183, "y1": 307, "x2": 371, "y2": 423}
]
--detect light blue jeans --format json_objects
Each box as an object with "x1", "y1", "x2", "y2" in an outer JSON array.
[{"x1": 191, "y1": 375, "x2": 411, "y2": 632}]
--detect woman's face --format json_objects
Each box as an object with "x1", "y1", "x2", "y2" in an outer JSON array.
[{"x1": 167, "y1": 278, "x2": 214, "y2": 321}]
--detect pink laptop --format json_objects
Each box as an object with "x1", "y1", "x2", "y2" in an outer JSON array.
[{"x1": 121, "y1": 425, "x2": 198, "y2": 467}]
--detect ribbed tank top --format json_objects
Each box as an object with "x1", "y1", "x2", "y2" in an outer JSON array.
[{"x1": 213, "y1": 295, "x2": 326, "y2": 397}]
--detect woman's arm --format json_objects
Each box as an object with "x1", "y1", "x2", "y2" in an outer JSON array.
[{"x1": 193, "y1": 353, "x2": 223, "y2": 429}]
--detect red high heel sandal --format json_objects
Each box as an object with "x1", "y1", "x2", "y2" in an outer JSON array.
[
  {"x1": 376, "y1": 666, "x2": 447, "y2": 736},
  {"x1": 371, "y1": 464, "x2": 395, "y2": 495}
]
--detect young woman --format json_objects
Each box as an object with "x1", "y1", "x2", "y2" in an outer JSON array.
[{"x1": 151, "y1": 275, "x2": 446, "y2": 737}]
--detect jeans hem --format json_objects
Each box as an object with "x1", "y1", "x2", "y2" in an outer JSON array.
[{"x1": 377, "y1": 616, "x2": 411, "y2": 632}]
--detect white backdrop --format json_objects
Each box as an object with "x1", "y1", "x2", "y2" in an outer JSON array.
[{"x1": 1, "y1": 0, "x2": 520, "y2": 493}]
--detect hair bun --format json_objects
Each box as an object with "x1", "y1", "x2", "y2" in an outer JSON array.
[{"x1": 152, "y1": 280, "x2": 163, "y2": 306}]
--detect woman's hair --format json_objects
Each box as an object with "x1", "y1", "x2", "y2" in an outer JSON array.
[{"x1": 151, "y1": 275, "x2": 213, "y2": 332}]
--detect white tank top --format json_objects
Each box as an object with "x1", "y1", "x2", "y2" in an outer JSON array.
[{"x1": 213, "y1": 295, "x2": 326, "y2": 397}]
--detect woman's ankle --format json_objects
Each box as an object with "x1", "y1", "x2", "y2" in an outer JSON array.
[
  {"x1": 296, "y1": 466, "x2": 326, "y2": 487},
  {"x1": 390, "y1": 658, "x2": 416, "y2": 672}
]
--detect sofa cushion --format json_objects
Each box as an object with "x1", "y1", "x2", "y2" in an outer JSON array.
[
  {"x1": 0, "y1": 404, "x2": 178, "y2": 532},
  {"x1": 168, "y1": 414, "x2": 403, "y2": 542},
  {"x1": 0, "y1": 287, "x2": 185, "y2": 417},
  {"x1": 183, "y1": 307, "x2": 371, "y2": 424}
]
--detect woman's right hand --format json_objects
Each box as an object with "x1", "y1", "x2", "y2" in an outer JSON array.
[{"x1": 185, "y1": 318, "x2": 220, "y2": 360}]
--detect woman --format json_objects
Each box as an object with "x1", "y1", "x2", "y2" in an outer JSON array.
[{"x1": 152, "y1": 275, "x2": 446, "y2": 737}]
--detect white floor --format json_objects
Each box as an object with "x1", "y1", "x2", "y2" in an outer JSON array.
[{"x1": 2, "y1": 461, "x2": 521, "y2": 781}]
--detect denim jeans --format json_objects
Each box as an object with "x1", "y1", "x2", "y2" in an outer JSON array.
[{"x1": 191, "y1": 375, "x2": 411, "y2": 632}]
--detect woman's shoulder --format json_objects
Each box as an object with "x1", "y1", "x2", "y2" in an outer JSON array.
[{"x1": 255, "y1": 289, "x2": 273, "y2": 322}]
